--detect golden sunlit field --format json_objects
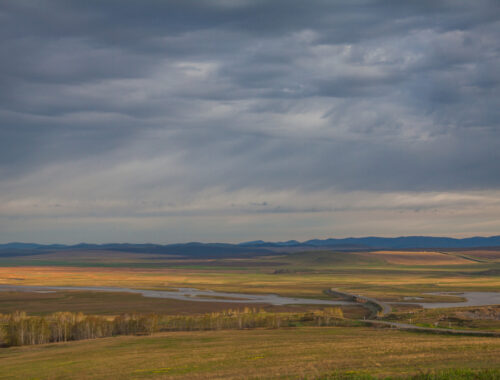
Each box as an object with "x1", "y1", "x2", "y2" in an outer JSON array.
[
  {"x1": 0, "y1": 248, "x2": 499, "y2": 379},
  {"x1": 0, "y1": 249, "x2": 499, "y2": 302}
]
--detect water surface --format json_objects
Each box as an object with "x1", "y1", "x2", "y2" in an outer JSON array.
[{"x1": 395, "y1": 292, "x2": 500, "y2": 309}]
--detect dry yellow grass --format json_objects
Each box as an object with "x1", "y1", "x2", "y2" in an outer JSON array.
[
  {"x1": 0, "y1": 252, "x2": 499, "y2": 378},
  {"x1": 1, "y1": 327, "x2": 499, "y2": 379},
  {"x1": 365, "y1": 251, "x2": 471, "y2": 265},
  {"x1": 0, "y1": 263, "x2": 499, "y2": 302}
]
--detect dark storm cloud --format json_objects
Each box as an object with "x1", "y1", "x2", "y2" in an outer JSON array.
[{"x1": 0, "y1": 0, "x2": 500, "y2": 242}]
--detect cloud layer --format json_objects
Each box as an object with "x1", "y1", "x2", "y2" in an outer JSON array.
[{"x1": 1, "y1": 1, "x2": 499, "y2": 243}]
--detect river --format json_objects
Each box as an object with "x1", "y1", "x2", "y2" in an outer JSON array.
[{"x1": 0, "y1": 284, "x2": 355, "y2": 306}]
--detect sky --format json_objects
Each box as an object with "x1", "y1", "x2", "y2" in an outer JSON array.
[{"x1": 1, "y1": 0, "x2": 499, "y2": 244}]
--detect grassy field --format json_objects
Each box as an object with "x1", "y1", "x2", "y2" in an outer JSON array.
[
  {"x1": 0, "y1": 248, "x2": 499, "y2": 379},
  {"x1": 0, "y1": 249, "x2": 499, "y2": 319},
  {"x1": 385, "y1": 305, "x2": 500, "y2": 332},
  {"x1": 0, "y1": 253, "x2": 498, "y2": 304},
  {"x1": 0, "y1": 290, "x2": 368, "y2": 319},
  {"x1": 1, "y1": 326, "x2": 499, "y2": 379}
]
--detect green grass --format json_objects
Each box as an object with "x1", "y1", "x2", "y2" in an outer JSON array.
[{"x1": 0, "y1": 327, "x2": 499, "y2": 379}]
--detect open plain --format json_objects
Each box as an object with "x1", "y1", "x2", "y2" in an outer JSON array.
[{"x1": 0, "y1": 247, "x2": 499, "y2": 379}]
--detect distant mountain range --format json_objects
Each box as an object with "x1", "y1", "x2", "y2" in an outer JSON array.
[
  {"x1": 0, "y1": 242, "x2": 274, "y2": 259},
  {"x1": 238, "y1": 236, "x2": 500, "y2": 249},
  {"x1": 1, "y1": 236, "x2": 500, "y2": 257}
]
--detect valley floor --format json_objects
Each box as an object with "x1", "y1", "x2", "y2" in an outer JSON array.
[{"x1": 0, "y1": 248, "x2": 499, "y2": 379}]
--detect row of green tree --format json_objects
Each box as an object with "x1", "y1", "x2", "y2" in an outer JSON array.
[{"x1": 0, "y1": 307, "x2": 344, "y2": 347}]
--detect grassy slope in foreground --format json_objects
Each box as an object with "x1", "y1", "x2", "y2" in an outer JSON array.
[{"x1": 1, "y1": 327, "x2": 499, "y2": 380}]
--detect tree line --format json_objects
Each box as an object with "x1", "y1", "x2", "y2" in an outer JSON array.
[
  {"x1": 0, "y1": 311, "x2": 158, "y2": 346},
  {"x1": 159, "y1": 307, "x2": 344, "y2": 331},
  {"x1": 0, "y1": 307, "x2": 344, "y2": 347}
]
